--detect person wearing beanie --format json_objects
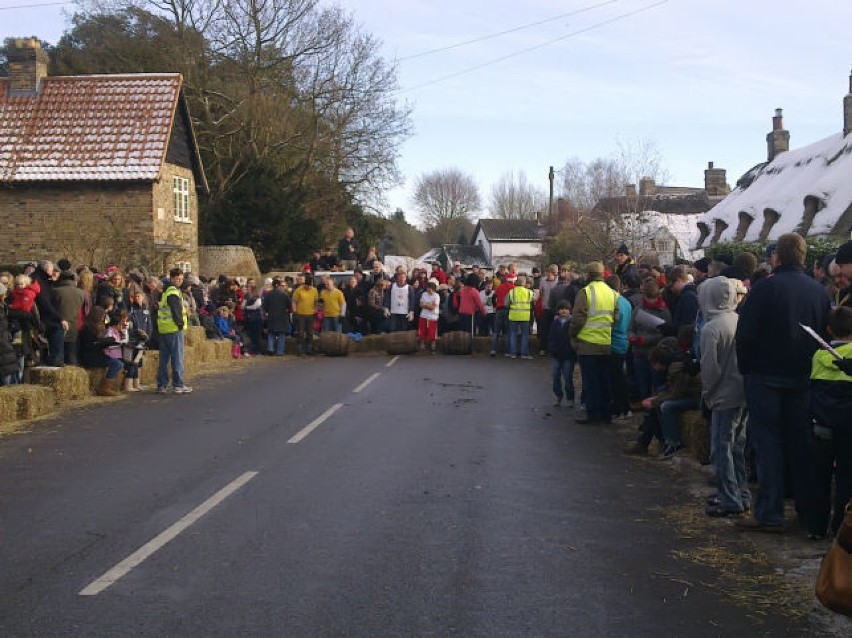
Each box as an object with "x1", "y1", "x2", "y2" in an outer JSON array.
[
  {"x1": 614, "y1": 244, "x2": 637, "y2": 282},
  {"x1": 570, "y1": 260, "x2": 619, "y2": 424},
  {"x1": 836, "y1": 240, "x2": 852, "y2": 281}
]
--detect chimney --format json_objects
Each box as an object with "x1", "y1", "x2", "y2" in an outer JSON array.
[
  {"x1": 7, "y1": 38, "x2": 49, "y2": 95},
  {"x1": 766, "y1": 108, "x2": 790, "y2": 162},
  {"x1": 844, "y1": 69, "x2": 852, "y2": 137},
  {"x1": 704, "y1": 161, "x2": 730, "y2": 197},
  {"x1": 638, "y1": 177, "x2": 655, "y2": 197},
  {"x1": 625, "y1": 184, "x2": 637, "y2": 199}
]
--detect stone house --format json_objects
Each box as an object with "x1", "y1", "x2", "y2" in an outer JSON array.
[
  {"x1": 593, "y1": 167, "x2": 730, "y2": 265},
  {"x1": 471, "y1": 218, "x2": 545, "y2": 272},
  {"x1": 696, "y1": 73, "x2": 852, "y2": 248},
  {"x1": 0, "y1": 39, "x2": 208, "y2": 273}
]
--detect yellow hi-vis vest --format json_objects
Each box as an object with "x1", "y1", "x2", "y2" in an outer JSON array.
[
  {"x1": 577, "y1": 280, "x2": 617, "y2": 345},
  {"x1": 507, "y1": 286, "x2": 533, "y2": 322},
  {"x1": 811, "y1": 342, "x2": 852, "y2": 383},
  {"x1": 157, "y1": 286, "x2": 187, "y2": 335}
]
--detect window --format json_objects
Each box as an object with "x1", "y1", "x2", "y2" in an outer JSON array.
[
  {"x1": 653, "y1": 239, "x2": 675, "y2": 253},
  {"x1": 175, "y1": 261, "x2": 191, "y2": 273},
  {"x1": 173, "y1": 176, "x2": 191, "y2": 222}
]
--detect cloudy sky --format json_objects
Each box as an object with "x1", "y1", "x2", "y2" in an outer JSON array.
[{"x1": 4, "y1": 0, "x2": 852, "y2": 220}]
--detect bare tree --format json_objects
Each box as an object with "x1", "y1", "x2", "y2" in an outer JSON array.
[
  {"x1": 489, "y1": 170, "x2": 546, "y2": 220},
  {"x1": 413, "y1": 168, "x2": 481, "y2": 244}
]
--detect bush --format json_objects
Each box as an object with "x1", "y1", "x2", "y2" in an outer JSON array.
[{"x1": 704, "y1": 236, "x2": 845, "y2": 268}]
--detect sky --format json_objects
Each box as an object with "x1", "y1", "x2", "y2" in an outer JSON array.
[{"x1": 3, "y1": 0, "x2": 852, "y2": 222}]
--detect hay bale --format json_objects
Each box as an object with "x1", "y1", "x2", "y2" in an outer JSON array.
[
  {"x1": 28, "y1": 366, "x2": 91, "y2": 402},
  {"x1": 195, "y1": 340, "x2": 217, "y2": 364},
  {"x1": 184, "y1": 326, "x2": 207, "y2": 348},
  {"x1": 183, "y1": 345, "x2": 198, "y2": 370},
  {"x1": 441, "y1": 331, "x2": 472, "y2": 355},
  {"x1": 0, "y1": 385, "x2": 56, "y2": 424},
  {"x1": 211, "y1": 339, "x2": 233, "y2": 361},
  {"x1": 86, "y1": 367, "x2": 108, "y2": 393},
  {"x1": 680, "y1": 410, "x2": 710, "y2": 463},
  {"x1": 383, "y1": 331, "x2": 417, "y2": 355},
  {"x1": 140, "y1": 351, "x2": 160, "y2": 387},
  {"x1": 318, "y1": 332, "x2": 349, "y2": 356}
]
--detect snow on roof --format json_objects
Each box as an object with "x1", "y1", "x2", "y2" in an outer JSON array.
[
  {"x1": 0, "y1": 74, "x2": 184, "y2": 182},
  {"x1": 699, "y1": 132, "x2": 852, "y2": 243},
  {"x1": 621, "y1": 211, "x2": 705, "y2": 262}
]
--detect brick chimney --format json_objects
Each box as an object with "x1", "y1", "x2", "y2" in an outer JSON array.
[
  {"x1": 766, "y1": 108, "x2": 789, "y2": 162},
  {"x1": 638, "y1": 177, "x2": 656, "y2": 197},
  {"x1": 625, "y1": 184, "x2": 637, "y2": 199},
  {"x1": 704, "y1": 161, "x2": 730, "y2": 197},
  {"x1": 844, "y1": 69, "x2": 852, "y2": 137},
  {"x1": 7, "y1": 38, "x2": 49, "y2": 95}
]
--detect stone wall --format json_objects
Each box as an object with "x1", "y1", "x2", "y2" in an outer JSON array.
[
  {"x1": 198, "y1": 245, "x2": 260, "y2": 278},
  {"x1": 0, "y1": 162, "x2": 199, "y2": 272}
]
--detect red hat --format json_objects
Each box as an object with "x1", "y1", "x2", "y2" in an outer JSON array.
[{"x1": 506, "y1": 274, "x2": 518, "y2": 282}]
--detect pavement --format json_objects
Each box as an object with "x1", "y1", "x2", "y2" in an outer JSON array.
[{"x1": 0, "y1": 353, "x2": 848, "y2": 637}]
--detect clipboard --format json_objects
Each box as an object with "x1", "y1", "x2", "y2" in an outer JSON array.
[{"x1": 799, "y1": 323, "x2": 843, "y2": 360}]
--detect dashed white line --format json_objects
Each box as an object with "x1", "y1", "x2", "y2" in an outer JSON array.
[
  {"x1": 386, "y1": 355, "x2": 400, "y2": 368},
  {"x1": 287, "y1": 403, "x2": 344, "y2": 444},
  {"x1": 352, "y1": 372, "x2": 381, "y2": 394},
  {"x1": 79, "y1": 471, "x2": 258, "y2": 596}
]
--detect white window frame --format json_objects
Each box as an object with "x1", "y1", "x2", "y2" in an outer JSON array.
[
  {"x1": 175, "y1": 261, "x2": 192, "y2": 273},
  {"x1": 173, "y1": 176, "x2": 191, "y2": 222}
]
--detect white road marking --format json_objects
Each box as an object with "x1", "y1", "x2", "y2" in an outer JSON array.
[
  {"x1": 386, "y1": 355, "x2": 400, "y2": 368},
  {"x1": 287, "y1": 403, "x2": 343, "y2": 444},
  {"x1": 79, "y1": 471, "x2": 258, "y2": 596},
  {"x1": 352, "y1": 372, "x2": 381, "y2": 394}
]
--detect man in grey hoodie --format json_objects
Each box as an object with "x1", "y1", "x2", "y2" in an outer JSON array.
[{"x1": 699, "y1": 276, "x2": 751, "y2": 517}]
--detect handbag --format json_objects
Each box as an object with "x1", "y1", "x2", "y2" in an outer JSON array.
[
  {"x1": 815, "y1": 501, "x2": 852, "y2": 616},
  {"x1": 231, "y1": 341, "x2": 242, "y2": 359}
]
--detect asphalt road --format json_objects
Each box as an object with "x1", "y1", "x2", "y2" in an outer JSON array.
[{"x1": 0, "y1": 354, "x2": 813, "y2": 637}]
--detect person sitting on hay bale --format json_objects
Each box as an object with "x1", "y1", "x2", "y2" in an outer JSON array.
[{"x1": 78, "y1": 306, "x2": 124, "y2": 396}]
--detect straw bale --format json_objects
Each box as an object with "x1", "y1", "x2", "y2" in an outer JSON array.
[
  {"x1": 211, "y1": 339, "x2": 233, "y2": 361},
  {"x1": 140, "y1": 351, "x2": 160, "y2": 387},
  {"x1": 86, "y1": 367, "x2": 108, "y2": 393},
  {"x1": 184, "y1": 345, "x2": 198, "y2": 368},
  {"x1": 680, "y1": 410, "x2": 710, "y2": 463},
  {"x1": 195, "y1": 340, "x2": 217, "y2": 364},
  {"x1": 184, "y1": 326, "x2": 207, "y2": 348},
  {"x1": 0, "y1": 385, "x2": 56, "y2": 424},
  {"x1": 28, "y1": 366, "x2": 91, "y2": 402}
]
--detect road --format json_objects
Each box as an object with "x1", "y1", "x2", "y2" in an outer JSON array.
[{"x1": 0, "y1": 354, "x2": 813, "y2": 637}]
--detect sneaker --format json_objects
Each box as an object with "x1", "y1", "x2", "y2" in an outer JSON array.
[
  {"x1": 155, "y1": 386, "x2": 169, "y2": 394},
  {"x1": 553, "y1": 398, "x2": 562, "y2": 407},
  {"x1": 657, "y1": 443, "x2": 685, "y2": 460},
  {"x1": 510, "y1": 355, "x2": 518, "y2": 359},
  {"x1": 734, "y1": 517, "x2": 785, "y2": 534},
  {"x1": 504, "y1": 353, "x2": 513, "y2": 358},
  {"x1": 706, "y1": 494, "x2": 721, "y2": 507},
  {"x1": 705, "y1": 505, "x2": 744, "y2": 518},
  {"x1": 565, "y1": 400, "x2": 575, "y2": 408},
  {"x1": 173, "y1": 385, "x2": 193, "y2": 394},
  {"x1": 539, "y1": 350, "x2": 546, "y2": 356},
  {"x1": 521, "y1": 355, "x2": 533, "y2": 360},
  {"x1": 489, "y1": 350, "x2": 496, "y2": 357}
]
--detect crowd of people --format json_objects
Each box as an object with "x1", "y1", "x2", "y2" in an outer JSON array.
[{"x1": 1, "y1": 232, "x2": 851, "y2": 542}]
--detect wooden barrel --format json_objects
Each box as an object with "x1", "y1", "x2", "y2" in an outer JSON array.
[
  {"x1": 318, "y1": 332, "x2": 349, "y2": 356},
  {"x1": 383, "y1": 331, "x2": 417, "y2": 355},
  {"x1": 441, "y1": 331, "x2": 472, "y2": 355}
]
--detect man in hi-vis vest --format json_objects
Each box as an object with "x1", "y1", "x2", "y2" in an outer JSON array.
[
  {"x1": 570, "y1": 260, "x2": 619, "y2": 424},
  {"x1": 156, "y1": 267, "x2": 192, "y2": 394}
]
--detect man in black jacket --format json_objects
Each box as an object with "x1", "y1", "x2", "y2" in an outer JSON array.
[
  {"x1": 31, "y1": 260, "x2": 68, "y2": 366},
  {"x1": 735, "y1": 232, "x2": 831, "y2": 533}
]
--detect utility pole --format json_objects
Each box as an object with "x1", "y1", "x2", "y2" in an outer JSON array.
[{"x1": 547, "y1": 165, "x2": 555, "y2": 223}]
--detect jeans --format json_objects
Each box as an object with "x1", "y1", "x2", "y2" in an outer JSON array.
[
  {"x1": 660, "y1": 397, "x2": 698, "y2": 445},
  {"x1": 268, "y1": 331, "x2": 286, "y2": 355},
  {"x1": 389, "y1": 314, "x2": 409, "y2": 333},
  {"x1": 245, "y1": 318, "x2": 263, "y2": 354},
  {"x1": 508, "y1": 320, "x2": 529, "y2": 356},
  {"x1": 551, "y1": 357, "x2": 575, "y2": 402},
  {"x1": 712, "y1": 406, "x2": 751, "y2": 512},
  {"x1": 578, "y1": 355, "x2": 611, "y2": 422},
  {"x1": 157, "y1": 331, "x2": 185, "y2": 389},
  {"x1": 632, "y1": 353, "x2": 653, "y2": 400},
  {"x1": 491, "y1": 309, "x2": 509, "y2": 353},
  {"x1": 105, "y1": 357, "x2": 124, "y2": 380},
  {"x1": 322, "y1": 316, "x2": 343, "y2": 333},
  {"x1": 609, "y1": 353, "x2": 629, "y2": 416},
  {"x1": 538, "y1": 309, "x2": 554, "y2": 353},
  {"x1": 744, "y1": 374, "x2": 815, "y2": 525},
  {"x1": 46, "y1": 325, "x2": 65, "y2": 366},
  {"x1": 63, "y1": 340, "x2": 78, "y2": 365}
]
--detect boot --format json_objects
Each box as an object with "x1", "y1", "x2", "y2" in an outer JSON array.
[
  {"x1": 97, "y1": 377, "x2": 119, "y2": 397},
  {"x1": 133, "y1": 378, "x2": 147, "y2": 391},
  {"x1": 124, "y1": 378, "x2": 140, "y2": 392}
]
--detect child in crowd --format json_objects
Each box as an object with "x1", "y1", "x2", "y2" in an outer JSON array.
[
  {"x1": 104, "y1": 309, "x2": 141, "y2": 392},
  {"x1": 640, "y1": 339, "x2": 702, "y2": 460},
  {"x1": 418, "y1": 279, "x2": 440, "y2": 353},
  {"x1": 808, "y1": 306, "x2": 852, "y2": 539},
  {"x1": 549, "y1": 299, "x2": 576, "y2": 407},
  {"x1": 313, "y1": 299, "x2": 325, "y2": 336},
  {"x1": 9, "y1": 274, "x2": 40, "y2": 313}
]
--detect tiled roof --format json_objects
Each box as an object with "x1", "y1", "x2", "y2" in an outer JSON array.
[
  {"x1": 442, "y1": 244, "x2": 489, "y2": 267},
  {"x1": 0, "y1": 74, "x2": 184, "y2": 182},
  {"x1": 474, "y1": 218, "x2": 544, "y2": 241}
]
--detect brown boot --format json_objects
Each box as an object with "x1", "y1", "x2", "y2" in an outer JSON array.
[{"x1": 97, "y1": 377, "x2": 119, "y2": 397}]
